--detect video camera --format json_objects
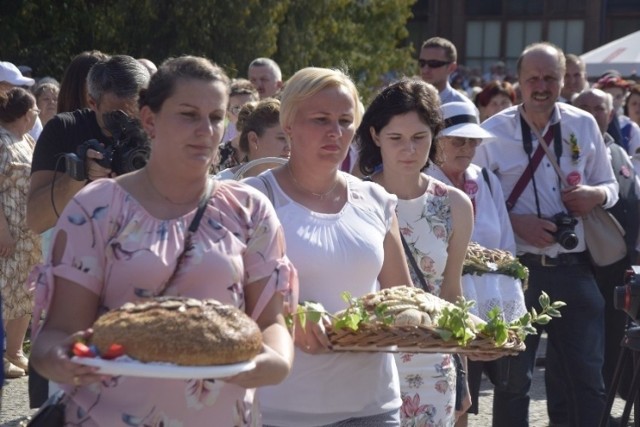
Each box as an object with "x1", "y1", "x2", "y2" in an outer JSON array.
[
  {"x1": 614, "y1": 265, "x2": 640, "y2": 321},
  {"x1": 65, "y1": 110, "x2": 150, "y2": 181}
]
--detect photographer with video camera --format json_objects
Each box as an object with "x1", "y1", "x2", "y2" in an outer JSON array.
[
  {"x1": 474, "y1": 43, "x2": 619, "y2": 427},
  {"x1": 27, "y1": 54, "x2": 150, "y2": 235},
  {"x1": 25, "y1": 54, "x2": 149, "y2": 408}
]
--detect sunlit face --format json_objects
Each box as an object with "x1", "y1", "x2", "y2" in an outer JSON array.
[
  {"x1": 141, "y1": 79, "x2": 228, "y2": 170},
  {"x1": 480, "y1": 93, "x2": 513, "y2": 121},
  {"x1": 286, "y1": 85, "x2": 356, "y2": 167},
  {"x1": 627, "y1": 93, "x2": 640, "y2": 125},
  {"x1": 436, "y1": 136, "x2": 480, "y2": 176},
  {"x1": 89, "y1": 92, "x2": 140, "y2": 136},
  {"x1": 36, "y1": 87, "x2": 58, "y2": 124},
  {"x1": 519, "y1": 48, "x2": 563, "y2": 115},
  {"x1": 602, "y1": 87, "x2": 626, "y2": 113},
  {"x1": 574, "y1": 92, "x2": 611, "y2": 135},
  {"x1": 372, "y1": 111, "x2": 433, "y2": 176},
  {"x1": 561, "y1": 62, "x2": 586, "y2": 100},
  {"x1": 248, "y1": 65, "x2": 282, "y2": 98},
  {"x1": 419, "y1": 47, "x2": 455, "y2": 91},
  {"x1": 249, "y1": 124, "x2": 290, "y2": 161},
  {"x1": 227, "y1": 94, "x2": 254, "y2": 125}
]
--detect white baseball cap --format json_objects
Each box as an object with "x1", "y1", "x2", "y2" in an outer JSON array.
[
  {"x1": 0, "y1": 61, "x2": 35, "y2": 86},
  {"x1": 439, "y1": 102, "x2": 493, "y2": 139}
]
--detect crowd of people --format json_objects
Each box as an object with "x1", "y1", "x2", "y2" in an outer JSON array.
[{"x1": 0, "y1": 34, "x2": 637, "y2": 427}]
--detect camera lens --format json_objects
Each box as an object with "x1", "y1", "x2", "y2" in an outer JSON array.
[
  {"x1": 123, "y1": 147, "x2": 149, "y2": 173},
  {"x1": 556, "y1": 230, "x2": 579, "y2": 250}
]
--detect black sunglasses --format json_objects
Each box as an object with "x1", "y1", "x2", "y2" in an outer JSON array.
[{"x1": 418, "y1": 59, "x2": 451, "y2": 69}]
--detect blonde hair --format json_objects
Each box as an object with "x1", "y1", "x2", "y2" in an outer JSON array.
[{"x1": 279, "y1": 67, "x2": 363, "y2": 130}]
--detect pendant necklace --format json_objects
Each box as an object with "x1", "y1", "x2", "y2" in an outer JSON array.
[{"x1": 287, "y1": 162, "x2": 340, "y2": 200}]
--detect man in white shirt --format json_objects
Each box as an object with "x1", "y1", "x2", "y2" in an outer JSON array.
[
  {"x1": 418, "y1": 37, "x2": 475, "y2": 107},
  {"x1": 248, "y1": 57, "x2": 283, "y2": 99},
  {"x1": 543, "y1": 88, "x2": 640, "y2": 425},
  {"x1": 559, "y1": 54, "x2": 588, "y2": 104},
  {"x1": 474, "y1": 42, "x2": 618, "y2": 427}
]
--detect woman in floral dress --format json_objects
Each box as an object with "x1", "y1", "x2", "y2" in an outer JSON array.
[
  {"x1": 358, "y1": 79, "x2": 474, "y2": 427},
  {"x1": 30, "y1": 56, "x2": 297, "y2": 426},
  {"x1": 0, "y1": 87, "x2": 41, "y2": 378}
]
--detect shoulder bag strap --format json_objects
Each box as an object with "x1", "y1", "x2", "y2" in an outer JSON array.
[
  {"x1": 155, "y1": 177, "x2": 216, "y2": 297},
  {"x1": 364, "y1": 175, "x2": 431, "y2": 292},
  {"x1": 518, "y1": 105, "x2": 569, "y2": 188},
  {"x1": 505, "y1": 111, "x2": 557, "y2": 211},
  {"x1": 481, "y1": 167, "x2": 493, "y2": 196},
  {"x1": 400, "y1": 233, "x2": 430, "y2": 292}
]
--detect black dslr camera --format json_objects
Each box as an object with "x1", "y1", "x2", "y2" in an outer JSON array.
[
  {"x1": 65, "y1": 110, "x2": 150, "y2": 181},
  {"x1": 550, "y1": 212, "x2": 579, "y2": 250},
  {"x1": 614, "y1": 266, "x2": 640, "y2": 321}
]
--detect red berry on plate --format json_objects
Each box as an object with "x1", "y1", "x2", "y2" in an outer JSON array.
[
  {"x1": 72, "y1": 342, "x2": 96, "y2": 358},
  {"x1": 101, "y1": 343, "x2": 125, "y2": 360}
]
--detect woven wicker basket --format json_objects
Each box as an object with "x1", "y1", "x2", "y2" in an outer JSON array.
[{"x1": 327, "y1": 323, "x2": 525, "y2": 356}]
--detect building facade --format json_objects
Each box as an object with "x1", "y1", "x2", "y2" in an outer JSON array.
[{"x1": 407, "y1": 0, "x2": 640, "y2": 78}]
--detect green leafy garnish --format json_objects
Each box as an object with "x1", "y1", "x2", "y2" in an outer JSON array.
[
  {"x1": 436, "y1": 297, "x2": 477, "y2": 346},
  {"x1": 285, "y1": 300, "x2": 327, "y2": 330},
  {"x1": 478, "y1": 291, "x2": 566, "y2": 345},
  {"x1": 286, "y1": 292, "x2": 393, "y2": 332}
]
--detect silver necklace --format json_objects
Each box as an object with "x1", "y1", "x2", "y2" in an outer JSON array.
[
  {"x1": 287, "y1": 162, "x2": 340, "y2": 200},
  {"x1": 144, "y1": 168, "x2": 203, "y2": 206}
]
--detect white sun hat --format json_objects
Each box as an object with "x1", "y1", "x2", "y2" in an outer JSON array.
[
  {"x1": 0, "y1": 61, "x2": 35, "y2": 86},
  {"x1": 439, "y1": 102, "x2": 493, "y2": 139}
]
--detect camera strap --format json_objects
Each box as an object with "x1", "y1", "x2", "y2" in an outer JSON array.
[
  {"x1": 154, "y1": 177, "x2": 216, "y2": 297},
  {"x1": 505, "y1": 106, "x2": 561, "y2": 214},
  {"x1": 518, "y1": 105, "x2": 569, "y2": 188}
]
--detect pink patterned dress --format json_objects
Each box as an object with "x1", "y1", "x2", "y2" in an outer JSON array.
[
  {"x1": 33, "y1": 178, "x2": 296, "y2": 426},
  {"x1": 395, "y1": 176, "x2": 457, "y2": 427}
]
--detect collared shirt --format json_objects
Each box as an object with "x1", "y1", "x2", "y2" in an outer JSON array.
[
  {"x1": 440, "y1": 81, "x2": 476, "y2": 106},
  {"x1": 474, "y1": 103, "x2": 619, "y2": 257}
]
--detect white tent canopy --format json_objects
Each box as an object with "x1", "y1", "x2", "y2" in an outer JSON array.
[{"x1": 580, "y1": 30, "x2": 640, "y2": 78}]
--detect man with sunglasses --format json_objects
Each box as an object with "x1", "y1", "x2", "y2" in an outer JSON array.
[{"x1": 419, "y1": 37, "x2": 475, "y2": 108}]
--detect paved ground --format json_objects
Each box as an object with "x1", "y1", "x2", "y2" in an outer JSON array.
[{"x1": 0, "y1": 335, "x2": 636, "y2": 426}]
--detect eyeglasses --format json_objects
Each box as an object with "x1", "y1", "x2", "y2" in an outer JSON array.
[
  {"x1": 229, "y1": 105, "x2": 243, "y2": 115},
  {"x1": 418, "y1": 59, "x2": 451, "y2": 69},
  {"x1": 447, "y1": 137, "x2": 481, "y2": 148}
]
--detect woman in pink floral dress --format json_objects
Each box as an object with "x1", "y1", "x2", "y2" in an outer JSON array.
[
  {"x1": 30, "y1": 56, "x2": 297, "y2": 426},
  {"x1": 358, "y1": 79, "x2": 474, "y2": 427}
]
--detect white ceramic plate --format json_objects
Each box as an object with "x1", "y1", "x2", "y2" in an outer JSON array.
[{"x1": 71, "y1": 356, "x2": 256, "y2": 379}]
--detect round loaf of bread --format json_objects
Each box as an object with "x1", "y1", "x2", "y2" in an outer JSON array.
[{"x1": 91, "y1": 297, "x2": 262, "y2": 366}]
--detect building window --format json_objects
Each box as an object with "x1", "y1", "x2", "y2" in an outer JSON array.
[
  {"x1": 466, "y1": 21, "x2": 501, "y2": 75},
  {"x1": 548, "y1": 20, "x2": 584, "y2": 55},
  {"x1": 505, "y1": 21, "x2": 542, "y2": 71}
]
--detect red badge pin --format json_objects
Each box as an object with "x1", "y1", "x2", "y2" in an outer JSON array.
[
  {"x1": 566, "y1": 171, "x2": 581, "y2": 186},
  {"x1": 621, "y1": 165, "x2": 631, "y2": 178},
  {"x1": 464, "y1": 180, "x2": 478, "y2": 196}
]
